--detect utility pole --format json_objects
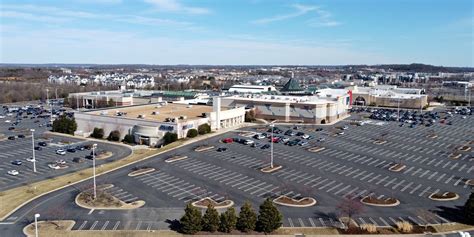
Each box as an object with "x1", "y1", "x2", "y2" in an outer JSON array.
[
  {"x1": 270, "y1": 123, "x2": 274, "y2": 168},
  {"x1": 34, "y1": 213, "x2": 40, "y2": 237},
  {"x1": 31, "y1": 129, "x2": 36, "y2": 173},
  {"x1": 92, "y1": 143, "x2": 97, "y2": 199}
]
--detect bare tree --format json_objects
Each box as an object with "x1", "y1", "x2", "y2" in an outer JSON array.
[{"x1": 336, "y1": 195, "x2": 364, "y2": 229}]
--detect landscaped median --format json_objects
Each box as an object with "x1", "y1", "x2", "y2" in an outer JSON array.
[
  {"x1": 273, "y1": 196, "x2": 317, "y2": 207},
  {"x1": 428, "y1": 192, "x2": 459, "y2": 201},
  {"x1": 165, "y1": 155, "x2": 188, "y2": 163},
  {"x1": 191, "y1": 197, "x2": 234, "y2": 209},
  {"x1": 307, "y1": 146, "x2": 325, "y2": 153},
  {"x1": 75, "y1": 184, "x2": 145, "y2": 210},
  {"x1": 194, "y1": 145, "x2": 214, "y2": 152},
  {"x1": 360, "y1": 196, "x2": 400, "y2": 207},
  {"x1": 128, "y1": 167, "x2": 156, "y2": 177},
  {"x1": 388, "y1": 163, "x2": 406, "y2": 172},
  {"x1": 23, "y1": 220, "x2": 76, "y2": 237}
]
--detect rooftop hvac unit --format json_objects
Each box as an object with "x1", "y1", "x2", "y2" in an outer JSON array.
[
  {"x1": 138, "y1": 114, "x2": 146, "y2": 118},
  {"x1": 179, "y1": 116, "x2": 187, "y2": 120},
  {"x1": 152, "y1": 111, "x2": 160, "y2": 115}
]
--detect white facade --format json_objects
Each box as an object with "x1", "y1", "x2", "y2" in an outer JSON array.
[{"x1": 228, "y1": 85, "x2": 277, "y2": 93}]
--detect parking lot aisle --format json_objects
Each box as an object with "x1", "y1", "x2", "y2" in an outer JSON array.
[{"x1": 134, "y1": 170, "x2": 224, "y2": 203}]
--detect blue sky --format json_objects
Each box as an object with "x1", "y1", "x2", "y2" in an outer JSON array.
[{"x1": 0, "y1": 0, "x2": 472, "y2": 66}]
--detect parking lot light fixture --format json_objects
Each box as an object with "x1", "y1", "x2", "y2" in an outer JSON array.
[
  {"x1": 270, "y1": 123, "x2": 274, "y2": 168},
  {"x1": 31, "y1": 129, "x2": 36, "y2": 173},
  {"x1": 34, "y1": 213, "x2": 40, "y2": 237},
  {"x1": 92, "y1": 143, "x2": 98, "y2": 200}
]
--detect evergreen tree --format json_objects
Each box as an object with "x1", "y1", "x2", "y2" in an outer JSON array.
[
  {"x1": 219, "y1": 207, "x2": 237, "y2": 233},
  {"x1": 464, "y1": 192, "x2": 474, "y2": 224},
  {"x1": 180, "y1": 203, "x2": 202, "y2": 234},
  {"x1": 107, "y1": 130, "x2": 121, "y2": 141},
  {"x1": 121, "y1": 134, "x2": 135, "y2": 144},
  {"x1": 163, "y1": 132, "x2": 178, "y2": 144},
  {"x1": 237, "y1": 201, "x2": 257, "y2": 232},
  {"x1": 198, "y1": 123, "x2": 211, "y2": 135},
  {"x1": 90, "y1": 127, "x2": 104, "y2": 139},
  {"x1": 202, "y1": 204, "x2": 220, "y2": 232},
  {"x1": 256, "y1": 198, "x2": 282, "y2": 233},
  {"x1": 52, "y1": 115, "x2": 77, "y2": 135},
  {"x1": 187, "y1": 129, "x2": 198, "y2": 138}
]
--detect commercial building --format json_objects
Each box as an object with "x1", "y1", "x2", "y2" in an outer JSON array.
[
  {"x1": 228, "y1": 85, "x2": 277, "y2": 93},
  {"x1": 68, "y1": 89, "x2": 209, "y2": 109},
  {"x1": 350, "y1": 85, "x2": 428, "y2": 109},
  {"x1": 74, "y1": 97, "x2": 245, "y2": 147},
  {"x1": 221, "y1": 88, "x2": 351, "y2": 124}
]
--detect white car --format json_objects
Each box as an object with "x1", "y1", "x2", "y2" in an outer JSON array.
[
  {"x1": 254, "y1": 134, "x2": 266, "y2": 140},
  {"x1": 8, "y1": 170, "x2": 19, "y2": 176},
  {"x1": 341, "y1": 125, "x2": 349, "y2": 130},
  {"x1": 244, "y1": 139, "x2": 254, "y2": 145},
  {"x1": 56, "y1": 149, "x2": 66, "y2": 155},
  {"x1": 301, "y1": 134, "x2": 310, "y2": 139},
  {"x1": 5, "y1": 120, "x2": 11, "y2": 123},
  {"x1": 462, "y1": 116, "x2": 467, "y2": 119},
  {"x1": 26, "y1": 157, "x2": 35, "y2": 162},
  {"x1": 48, "y1": 163, "x2": 60, "y2": 169},
  {"x1": 337, "y1": 131, "x2": 345, "y2": 135},
  {"x1": 55, "y1": 159, "x2": 66, "y2": 165},
  {"x1": 0, "y1": 116, "x2": 5, "y2": 119}
]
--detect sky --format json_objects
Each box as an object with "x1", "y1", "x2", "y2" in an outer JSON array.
[{"x1": 0, "y1": 0, "x2": 473, "y2": 66}]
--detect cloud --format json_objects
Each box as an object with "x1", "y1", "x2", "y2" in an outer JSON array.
[
  {"x1": 0, "y1": 4, "x2": 192, "y2": 27},
  {"x1": 1, "y1": 26, "x2": 390, "y2": 65},
  {"x1": 144, "y1": 0, "x2": 210, "y2": 14},
  {"x1": 252, "y1": 4, "x2": 340, "y2": 27}
]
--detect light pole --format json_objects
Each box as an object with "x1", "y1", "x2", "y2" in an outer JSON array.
[
  {"x1": 92, "y1": 143, "x2": 97, "y2": 199},
  {"x1": 31, "y1": 129, "x2": 36, "y2": 173},
  {"x1": 34, "y1": 213, "x2": 40, "y2": 237},
  {"x1": 46, "y1": 89, "x2": 52, "y2": 123},
  {"x1": 397, "y1": 98, "x2": 400, "y2": 122},
  {"x1": 270, "y1": 123, "x2": 274, "y2": 168}
]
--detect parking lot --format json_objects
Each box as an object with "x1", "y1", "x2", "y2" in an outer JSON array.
[
  {"x1": 4, "y1": 108, "x2": 472, "y2": 231},
  {"x1": 0, "y1": 105, "x2": 132, "y2": 191}
]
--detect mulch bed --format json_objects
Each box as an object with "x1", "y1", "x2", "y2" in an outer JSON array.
[
  {"x1": 361, "y1": 196, "x2": 398, "y2": 205},
  {"x1": 275, "y1": 196, "x2": 313, "y2": 205},
  {"x1": 431, "y1": 192, "x2": 457, "y2": 199},
  {"x1": 194, "y1": 198, "x2": 232, "y2": 208}
]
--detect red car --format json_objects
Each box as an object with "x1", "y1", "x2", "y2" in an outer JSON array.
[
  {"x1": 222, "y1": 138, "x2": 233, "y2": 143},
  {"x1": 271, "y1": 137, "x2": 280, "y2": 143}
]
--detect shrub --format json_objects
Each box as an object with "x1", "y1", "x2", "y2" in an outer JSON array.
[
  {"x1": 107, "y1": 130, "x2": 120, "y2": 141},
  {"x1": 256, "y1": 198, "x2": 282, "y2": 233},
  {"x1": 396, "y1": 221, "x2": 413, "y2": 233},
  {"x1": 186, "y1": 129, "x2": 198, "y2": 138},
  {"x1": 219, "y1": 207, "x2": 237, "y2": 233},
  {"x1": 90, "y1": 127, "x2": 104, "y2": 139},
  {"x1": 202, "y1": 204, "x2": 219, "y2": 232},
  {"x1": 360, "y1": 224, "x2": 377, "y2": 233},
  {"x1": 163, "y1": 132, "x2": 178, "y2": 144},
  {"x1": 245, "y1": 110, "x2": 256, "y2": 122},
  {"x1": 464, "y1": 192, "x2": 474, "y2": 224},
  {"x1": 52, "y1": 115, "x2": 77, "y2": 135},
  {"x1": 180, "y1": 203, "x2": 202, "y2": 234},
  {"x1": 122, "y1": 134, "x2": 134, "y2": 144},
  {"x1": 198, "y1": 123, "x2": 211, "y2": 135},
  {"x1": 237, "y1": 201, "x2": 257, "y2": 232}
]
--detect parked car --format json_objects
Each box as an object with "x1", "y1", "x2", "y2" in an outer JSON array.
[
  {"x1": 48, "y1": 163, "x2": 61, "y2": 169},
  {"x1": 56, "y1": 149, "x2": 66, "y2": 155},
  {"x1": 55, "y1": 159, "x2": 66, "y2": 165},
  {"x1": 253, "y1": 134, "x2": 266, "y2": 140},
  {"x1": 217, "y1": 147, "x2": 228, "y2": 152},
  {"x1": 8, "y1": 170, "x2": 19, "y2": 176},
  {"x1": 243, "y1": 140, "x2": 254, "y2": 145},
  {"x1": 26, "y1": 157, "x2": 35, "y2": 162},
  {"x1": 261, "y1": 144, "x2": 270, "y2": 149},
  {"x1": 222, "y1": 138, "x2": 233, "y2": 143},
  {"x1": 301, "y1": 134, "x2": 310, "y2": 139},
  {"x1": 17, "y1": 134, "x2": 25, "y2": 138},
  {"x1": 296, "y1": 132, "x2": 305, "y2": 136},
  {"x1": 8, "y1": 136, "x2": 15, "y2": 140},
  {"x1": 34, "y1": 146, "x2": 42, "y2": 151},
  {"x1": 38, "y1": 141, "x2": 48, "y2": 146},
  {"x1": 72, "y1": 157, "x2": 84, "y2": 163},
  {"x1": 11, "y1": 160, "x2": 22, "y2": 165},
  {"x1": 315, "y1": 128, "x2": 323, "y2": 132},
  {"x1": 85, "y1": 155, "x2": 93, "y2": 160},
  {"x1": 67, "y1": 148, "x2": 76, "y2": 153},
  {"x1": 337, "y1": 131, "x2": 345, "y2": 135},
  {"x1": 75, "y1": 146, "x2": 85, "y2": 151}
]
